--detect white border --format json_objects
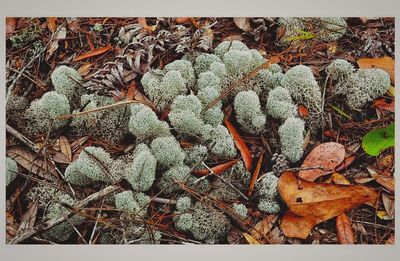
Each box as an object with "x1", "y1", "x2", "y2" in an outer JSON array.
[{"x1": 1, "y1": 1, "x2": 399, "y2": 261}]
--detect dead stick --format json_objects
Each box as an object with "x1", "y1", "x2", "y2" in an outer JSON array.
[
  {"x1": 9, "y1": 185, "x2": 119, "y2": 244},
  {"x1": 57, "y1": 100, "x2": 153, "y2": 121},
  {"x1": 6, "y1": 124, "x2": 39, "y2": 153}
]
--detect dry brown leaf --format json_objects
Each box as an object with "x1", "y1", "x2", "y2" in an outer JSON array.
[
  {"x1": 386, "y1": 234, "x2": 395, "y2": 244},
  {"x1": 299, "y1": 142, "x2": 345, "y2": 181},
  {"x1": 73, "y1": 45, "x2": 112, "y2": 62},
  {"x1": 17, "y1": 201, "x2": 38, "y2": 234},
  {"x1": 379, "y1": 154, "x2": 394, "y2": 169},
  {"x1": 336, "y1": 213, "x2": 354, "y2": 244},
  {"x1": 331, "y1": 172, "x2": 350, "y2": 185},
  {"x1": 278, "y1": 172, "x2": 379, "y2": 239},
  {"x1": 335, "y1": 155, "x2": 356, "y2": 172},
  {"x1": 59, "y1": 136, "x2": 72, "y2": 162},
  {"x1": 224, "y1": 118, "x2": 252, "y2": 171},
  {"x1": 367, "y1": 167, "x2": 395, "y2": 193},
  {"x1": 6, "y1": 17, "x2": 17, "y2": 36},
  {"x1": 46, "y1": 25, "x2": 67, "y2": 59},
  {"x1": 357, "y1": 56, "x2": 395, "y2": 83},
  {"x1": 298, "y1": 104, "x2": 309, "y2": 118},
  {"x1": 78, "y1": 63, "x2": 93, "y2": 76},
  {"x1": 382, "y1": 193, "x2": 394, "y2": 220},
  {"x1": 247, "y1": 152, "x2": 264, "y2": 197},
  {"x1": 176, "y1": 17, "x2": 192, "y2": 24},
  {"x1": 7, "y1": 148, "x2": 52, "y2": 178},
  {"x1": 46, "y1": 17, "x2": 57, "y2": 33},
  {"x1": 249, "y1": 214, "x2": 278, "y2": 242},
  {"x1": 372, "y1": 98, "x2": 395, "y2": 112},
  {"x1": 48, "y1": 148, "x2": 71, "y2": 164},
  {"x1": 71, "y1": 136, "x2": 90, "y2": 152},
  {"x1": 243, "y1": 232, "x2": 261, "y2": 244},
  {"x1": 233, "y1": 17, "x2": 252, "y2": 32},
  {"x1": 192, "y1": 159, "x2": 239, "y2": 176}
]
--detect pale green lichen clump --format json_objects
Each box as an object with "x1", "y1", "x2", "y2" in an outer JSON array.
[
  {"x1": 234, "y1": 90, "x2": 266, "y2": 134},
  {"x1": 51, "y1": 65, "x2": 83, "y2": 102},
  {"x1": 150, "y1": 136, "x2": 185, "y2": 169},
  {"x1": 114, "y1": 191, "x2": 150, "y2": 217},
  {"x1": 232, "y1": 203, "x2": 248, "y2": 218},
  {"x1": 25, "y1": 91, "x2": 70, "y2": 135},
  {"x1": 65, "y1": 146, "x2": 118, "y2": 185},
  {"x1": 41, "y1": 193, "x2": 85, "y2": 242},
  {"x1": 6, "y1": 157, "x2": 18, "y2": 187},
  {"x1": 256, "y1": 174, "x2": 281, "y2": 214},
  {"x1": 266, "y1": 86, "x2": 298, "y2": 120},
  {"x1": 129, "y1": 104, "x2": 171, "y2": 141},
  {"x1": 278, "y1": 117, "x2": 305, "y2": 163},
  {"x1": 111, "y1": 144, "x2": 157, "y2": 192}
]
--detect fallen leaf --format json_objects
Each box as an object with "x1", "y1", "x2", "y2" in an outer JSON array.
[
  {"x1": 48, "y1": 148, "x2": 71, "y2": 164},
  {"x1": 362, "y1": 123, "x2": 394, "y2": 156},
  {"x1": 336, "y1": 213, "x2": 354, "y2": 244},
  {"x1": 243, "y1": 232, "x2": 261, "y2": 244},
  {"x1": 247, "y1": 152, "x2": 264, "y2": 197},
  {"x1": 233, "y1": 17, "x2": 252, "y2": 32},
  {"x1": 298, "y1": 104, "x2": 309, "y2": 118},
  {"x1": 387, "y1": 86, "x2": 395, "y2": 97},
  {"x1": 70, "y1": 136, "x2": 90, "y2": 152},
  {"x1": 331, "y1": 173, "x2": 350, "y2": 185},
  {"x1": 78, "y1": 63, "x2": 93, "y2": 76},
  {"x1": 299, "y1": 142, "x2": 345, "y2": 181},
  {"x1": 373, "y1": 174, "x2": 394, "y2": 193},
  {"x1": 176, "y1": 17, "x2": 192, "y2": 24},
  {"x1": 46, "y1": 25, "x2": 67, "y2": 59},
  {"x1": 372, "y1": 98, "x2": 395, "y2": 112},
  {"x1": 224, "y1": 118, "x2": 252, "y2": 171},
  {"x1": 386, "y1": 234, "x2": 395, "y2": 244},
  {"x1": 335, "y1": 155, "x2": 356, "y2": 172},
  {"x1": 138, "y1": 17, "x2": 157, "y2": 31},
  {"x1": 59, "y1": 136, "x2": 72, "y2": 162},
  {"x1": 379, "y1": 154, "x2": 394, "y2": 169},
  {"x1": 46, "y1": 17, "x2": 57, "y2": 33},
  {"x1": 278, "y1": 172, "x2": 379, "y2": 239},
  {"x1": 192, "y1": 159, "x2": 239, "y2": 176},
  {"x1": 249, "y1": 214, "x2": 278, "y2": 242},
  {"x1": 6, "y1": 17, "x2": 17, "y2": 36},
  {"x1": 7, "y1": 148, "x2": 53, "y2": 178},
  {"x1": 357, "y1": 56, "x2": 395, "y2": 83},
  {"x1": 17, "y1": 201, "x2": 38, "y2": 234},
  {"x1": 73, "y1": 45, "x2": 112, "y2": 62},
  {"x1": 376, "y1": 210, "x2": 392, "y2": 220}
]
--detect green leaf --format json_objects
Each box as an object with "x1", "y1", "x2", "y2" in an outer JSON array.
[
  {"x1": 284, "y1": 30, "x2": 316, "y2": 42},
  {"x1": 362, "y1": 123, "x2": 394, "y2": 156}
]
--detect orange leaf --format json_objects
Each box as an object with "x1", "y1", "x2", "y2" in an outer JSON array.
[
  {"x1": 249, "y1": 214, "x2": 278, "y2": 242},
  {"x1": 6, "y1": 17, "x2": 16, "y2": 36},
  {"x1": 298, "y1": 104, "x2": 309, "y2": 118},
  {"x1": 192, "y1": 159, "x2": 239, "y2": 176},
  {"x1": 336, "y1": 213, "x2": 354, "y2": 244},
  {"x1": 247, "y1": 152, "x2": 264, "y2": 197},
  {"x1": 73, "y1": 45, "x2": 112, "y2": 62},
  {"x1": 331, "y1": 172, "x2": 350, "y2": 185},
  {"x1": 59, "y1": 135, "x2": 72, "y2": 162},
  {"x1": 280, "y1": 211, "x2": 317, "y2": 239},
  {"x1": 357, "y1": 56, "x2": 395, "y2": 83},
  {"x1": 138, "y1": 17, "x2": 148, "y2": 27},
  {"x1": 335, "y1": 155, "x2": 356, "y2": 171},
  {"x1": 299, "y1": 142, "x2": 345, "y2": 181},
  {"x1": 176, "y1": 17, "x2": 192, "y2": 24},
  {"x1": 47, "y1": 17, "x2": 57, "y2": 33},
  {"x1": 224, "y1": 118, "x2": 252, "y2": 171},
  {"x1": 278, "y1": 171, "x2": 378, "y2": 239},
  {"x1": 372, "y1": 98, "x2": 395, "y2": 112}
]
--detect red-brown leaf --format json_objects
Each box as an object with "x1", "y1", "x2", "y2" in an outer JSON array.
[
  {"x1": 73, "y1": 45, "x2": 112, "y2": 62},
  {"x1": 192, "y1": 159, "x2": 239, "y2": 176},
  {"x1": 298, "y1": 104, "x2": 309, "y2": 118},
  {"x1": 224, "y1": 118, "x2": 252, "y2": 171},
  {"x1": 247, "y1": 152, "x2": 264, "y2": 197},
  {"x1": 47, "y1": 17, "x2": 57, "y2": 33},
  {"x1": 6, "y1": 17, "x2": 17, "y2": 36},
  {"x1": 372, "y1": 98, "x2": 395, "y2": 112},
  {"x1": 336, "y1": 213, "x2": 354, "y2": 244},
  {"x1": 299, "y1": 142, "x2": 345, "y2": 181}
]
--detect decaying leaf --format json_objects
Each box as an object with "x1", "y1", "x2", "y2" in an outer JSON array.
[
  {"x1": 192, "y1": 159, "x2": 239, "y2": 176},
  {"x1": 73, "y1": 45, "x2": 112, "y2": 62},
  {"x1": 7, "y1": 147, "x2": 54, "y2": 178},
  {"x1": 17, "y1": 201, "x2": 38, "y2": 234},
  {"x1": 372, "y1": 98, "x2": 395, "y2": 112},
  {"x1": 336, "y1": 213, "x2": 354, "y2": 244},
  {"x1": 224, "y1": 118, "x2": 252, "y2": 171},
  {"x1": 278, "y1": 172, "x2": 379, "y2": 239},
  {"x1": 249, "y1": 214, "x2": 278, "y2": 242},
  {"x1": 59, "y1": 136, "x2": 72, "y2": 162},
  {"x1": 233, "y1": 17, "x2": 252, "y2": 32},
  {"x1": 46, "y1": 17, "x2": 57, "y2": 33},
  {"x1": 330, "y1": 172, "x2": 350, "y2": 185},
  {"x1": 6, "y1": 17, "x2": 17, "y2": 36},
  {"x1": 367, "y1": 167, "x2": 395, "y2": 194},
  {"x1": 357, "y1": 56, "x2": 395, "y2": 83},
  {"x1": 46, "y1": 25, "x2": 67, "y2": 59},
  {"x1": 243, "y1": 232, "x2": 261, "y2": 244},
  {"x1": 299, "y1": 142, "x2": 345, "y2": 181},
  {"x1": 298, "y1": 104, "x2": 309, "y2": 118},
  {"x1": 248, "y1": 152, "x2": 263, "y2": 196}
]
